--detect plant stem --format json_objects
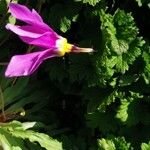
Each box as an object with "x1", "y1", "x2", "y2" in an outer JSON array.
[{"x1": 0, "y1": 85, "x2": 6, "y2": 122}]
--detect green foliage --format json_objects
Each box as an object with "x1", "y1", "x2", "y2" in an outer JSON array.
[
  {"x1": 0, "y1": 0, "x2": 150, "y2": 149},
  {"x1": 97, "y1": 9, "x2": 145, "y2": 79},
  {"x1": 98, "y1": 136, "x2": 132, "y2": 150},
  {"x1": 141, "y1": 141, "x2": 150, "y2": 150},
  {"x1": 115, "y1": 92, "x2": 150, "y2": 126},
  {"x1": 87, "y1": 111, "x2": 118, "y2": 134},
  {"x1": 135, "y1": 0, "x2": 150, "y2": 7},
  {"x1": 142, "y1": 44, "x2": 150, "y2": 84},
  {"x1": 75, "y1": 0, "x2": 102, "y2": 6},
  {"x1": 48, "y1": 2, "x2": 81, "y2": 33},
  {"x1": 0, "y1": 121, "x2": 62, "y2": 150},
  {"x1": 0, "y1": 70, "x2": 51, "y2": 122}
]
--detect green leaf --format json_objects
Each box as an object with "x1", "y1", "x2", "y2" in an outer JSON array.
[
  {"x1": 12, "y1": 130, "x2": 62, "y2": 150},
  {"x1": 115, "y1": 55, "x2": 129, "y2": 73},
  {"x1": 98, "y1": 138, "x2": 115, "y2": 150},
  {"x1": 0, "y1": 70, "x2": 53, "y2": 123},
  {"x1": 45, "y1": 58, "x2": 68, "y2": 82},
  {"x1": 3, "y1": 78, "x2": 29, "y2": 106},
  {"x1": 135, "y1": 0, "x2": 150, "y2": 7},
  {"x1": 135, "y1": 0, "x2": 143, "y2": 6},
  {"x1": 98, "y1": 136, "x2": 132, "y2": 150},
  {"x1": 75, "y1": 0, "x2": 102, "y2": 6},
  {"x1": 60, "y1": 17, "x2": 71, "y2": 33},
  {"x1": 142, "y1": 44, "x2": 150, "y2": 84},
  {"x1": 116, "y1": 92, "x2": 150, "y2": 126},
  {"x1": 69, "y1": 54, "x2": 95, "y2": 83},
  {"x1": 83, "y1": 87, "x2": 116, "y2": 112},
  {"x1": 87, "y1": 111, "x2": 118, "y2": 133},
  {"x1": 0, "y1": 121, "x2": 62, "y2": 150},
  {"x1": 141, "y1": 142, "x2": 150, "y2": 150},
  {"x1": 98, "y1": 9, "x2": 145, "y2": 77},
  {"x1": 0, "y1": 127, "x2": 26, "y2": 150},
  {"x1": 49, "y1": 3, "x2": 81, "y2": 32},
  {"x1": 116, "y1": 99, "x2": 130, "y2": 123}
]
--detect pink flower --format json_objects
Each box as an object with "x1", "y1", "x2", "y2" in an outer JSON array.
[{"x1": 5, "y1": 3, "x2": 93, "y2": 77}]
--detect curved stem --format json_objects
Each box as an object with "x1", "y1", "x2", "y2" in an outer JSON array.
[{"x1": 0, "y1": 85, "x2": 6, "y2": 122}]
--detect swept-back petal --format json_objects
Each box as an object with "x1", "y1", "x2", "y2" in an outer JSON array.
[
  {"x1": 6, "y1": 24, "x2": 60, "y2": 48},
  {"x1": 5, "y1": 49, "x2": 57, "y2": 77},
  {"x1": 20, "y1": 32, "x2": 59, "y2": 48},
  {"x1": 9, "y1": 3, "x2": 52, "y2": 32},
  {"x1": 6, "y1": 24, "x2": 42, "y2": 38},
  {"x1": 9, "y1": 3, "x2": 43, "y2": 23}
]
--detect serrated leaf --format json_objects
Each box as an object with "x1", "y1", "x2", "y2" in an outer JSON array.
[
  {"x1": 97, "y1": 9, "x2": 145, "y2": 82},
  {"x1": 142, "y1": 44, "x2": 150, "y2": 84},
  {"x1": 49, "y1": 3, "x2": 81, "y2": 32},
  {"x1": 75, "y1": 0, "x2": 101, "y2": 6},
  {"x1": 116, "y1": 94, "x2": 150, "y2": 126},
  {"x1": 98, "y1": 138, "x2": 115, "y2": 150},
  {"x1": 115, "y1": 55, "x2": 129, "y2": 73},
  {"x1": 116, "y1": 99, "x2": 130, "y2": 122},
  {"x1": 60, "y1": 17, "x2": 71, "y2": 33},
  {"x1": 98, "y1": 136, "x2": 132, "y2": 150}
]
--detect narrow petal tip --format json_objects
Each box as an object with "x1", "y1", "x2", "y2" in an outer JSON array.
[
  {"x1": 5, "y1": 71, "x2": 14, "y2": 77},
  {"x1": 5, "y1": 24, "x2": 10, "y2": 30}
]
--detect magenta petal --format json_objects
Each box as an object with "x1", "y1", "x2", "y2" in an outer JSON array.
[
  {"x1": 9, "y1": 3, "x2": 52, "y2": 32},
  {"x1": 5, "y1": 49, "x2": 56, "y2": 77},
  {"x1": 32, "y1": 9, "x2": 43, "y2": 22},
  {"x1": 9, "y1": 3, "x2": 43, "y2": 24},
  {"x1": 20, "y1": 32, "x2": 59, "y2": 48},
  {"x1": 6, "y1": 24, "x2": 42, "y2": 38},
  {"x1": 20, "y1": 24, "x2": 49, "y2": 34},
  {"x1": 6, "y1": 24, "x2": 60, "y2": 48}
]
